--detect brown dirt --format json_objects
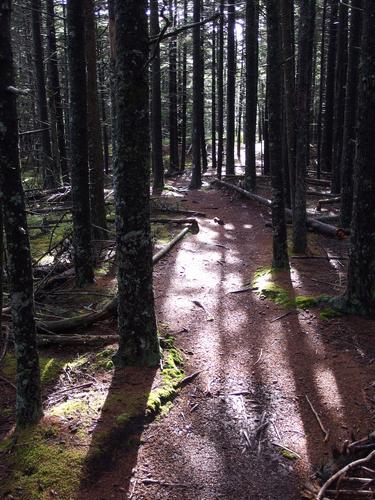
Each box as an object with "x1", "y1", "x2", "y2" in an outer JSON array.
[{"x1": 2, "y1": 177, "x2": 375, "y2": 499}]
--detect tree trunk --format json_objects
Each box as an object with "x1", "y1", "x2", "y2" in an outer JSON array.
[
  {"x1": 200, "y1": 3, "x2": 208, "y2": 174},
  {"x1": 320, "y1": 0, "x2": 339, "y2": 174},
  {"x1": 168, "y1": 0, "x2": 180, "y2": 174},
  {"x1": 340, "y1": 0, "x2": 363, "y2": 228},
  {"x1": 266, "y1": 0, "x2": 289, "y2": 269},
  {"x1": 113, "y1": 0, "x2": 160, "y2": 366},
  {"x1": 316, "y1": 0, "x2": 328, "y2": 178},
  {"x1": 46, "y1": 0, "x2": 69, "y2": 184},
  {"x1": 67, "y1": 0, "x2": 94, "y2": 287},
  {"x1": 293, "y1": 0, "x2": 316, "y2": 254},
  {"x1": 31, "y1": 0, "x2": 56, "y2": 188},
  {"x1": 339, "y1": 0, "x2": 375, "y2": 317},
  {"x1": 226, "y1": 0, "x2": 236, "y2": 175},
  {"x1": 217, "y1": 0, "x2": 225, "y2": 179},
  {"x1": 85, "y1": 0, "x2": 107, "y2": 240},
  {"x1": 244, "y1": 0, "x2": 259, "y2": 192},
  {"x1": 180, "y1": 0, "x2": 188, "y2": 171},
  {"x1": 0, "y1": 0, "x2": 43, "y2": 426},
  {"x1": 189, "y1": 0, "x2": 202, "y2": 189},
  {"x1": 331, "y1": 1, "x2": 348, "y2": 194},
  {"x1": 280, "y1": 0, "x2": 296, "y2": 206},
  {"x1": 150, "y1": 0, "x2": 165, "y2": 192},
  {"x1": 211, "y1": 18, "x2": 217, "y2": 172}
]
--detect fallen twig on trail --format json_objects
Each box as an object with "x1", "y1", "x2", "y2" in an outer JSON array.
[
  {"x1": 177, "y1": 370, "x2": 204, "y2": 388},
  {"x1": 228, "y1": 284, "x2": 257, "y2": 294},
  {"x1": 317, "y1": 450, "x2": 375, "y2": 500},
  {"x1": 253, "y1": 349, "x2": 263, "y2": 366},
  {"x1": 270, "y1": 311, "x2": 294, "y2": 323},
  {"x1": 271, "y1": 442, "x2": 301, "y2": 460},
  {"x1": 305, "y1": 395, "x2": 330, "y2": 442}
]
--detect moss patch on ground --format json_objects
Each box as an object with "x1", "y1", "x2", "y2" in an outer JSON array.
[
  {"x1": 1, "y1": 354, "x2": 65, "y2": 387},
  {"x1": 0, "y1": 422, "x2": 85, "y2": 500},
  {"x1": 253, "y1": 266, "x2": 330, "y2": 312}
]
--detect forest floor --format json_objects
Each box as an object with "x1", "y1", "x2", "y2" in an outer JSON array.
[{"x1": 2, "y1": 173, "x2": 375, "y2": 499}]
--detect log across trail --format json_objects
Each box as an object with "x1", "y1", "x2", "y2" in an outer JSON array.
[{"x1": 213, "y1": 179, "x2": 348, "y2": 239}]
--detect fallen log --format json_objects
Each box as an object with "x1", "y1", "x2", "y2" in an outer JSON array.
[
  {"x1": 307, "y1": 190, "x2": 337, "y2": 198},
  {"x1": 36, "y1": 334, "x2": 118, "y2": 347},
  {"x1": 213, "y1": 179, "x2": 347, "y2": 239},
  {"x1": 317, "y1": 196, "x2": 341, "y2": 211},
  {"x1": 306, "y1": 177, "x2": 331, "y2": 187},
  {"x1": 35, "y1": 224, "x2": 197, "y2": 334}
]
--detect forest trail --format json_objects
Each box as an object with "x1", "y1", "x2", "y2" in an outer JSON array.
[{"x1": 80, "y1": 179, "x2": 375, "y2": 500}]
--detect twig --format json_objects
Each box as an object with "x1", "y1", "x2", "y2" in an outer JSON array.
[
  {"x1": 0, "y1": 374, "x2": 16, "y2": 390},
  {"x1": 270, "y1": 310, "x2": 294, "y2": 323},
  {"x1": 305, "y1": 395, "x2": 330, "y2": 442},
  {"x1": 253, "y1": 349, "x2": 263, "y2": 366},
  {"x1": 317, "y1": 449, "x2": 375, "y2": 499},
  {"x1": 52, "y1": 382, "x2": 93, "y2": 396},
  {"x1": 272, "y1": 441, "x2": 301, "y2": 459},
  {"x1": 177, "y1": 370, "x2": 204, "y2": 388}
]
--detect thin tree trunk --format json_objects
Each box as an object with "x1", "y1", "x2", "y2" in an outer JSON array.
[
  {"x1": 211, "y1": 18, "x2": 217, "y2": 172},
  {"x1": 168, "y1": 0, "x2": 179, "y2": 174},
  {"x1": 331, "y1": 1, "x2": 348, "y2": 194},
  {"x1": 266, "y1": 0, "x2": 289, "y2": 269},
  {"x1": 237, "y1": 48, "x2": 245, "y2": 162},
  {"x1": 244, "y1": 0, "x2": 259, "y2": 192},
  {"x1": 217, "y1": 0, "x2": 225, "y2": 179},
  {"x1": 180, "y1": 0, "x2": 188, "y2": 171},
  {"x1": 0, "y1": 0, "x2": 43, "y2": 426},
  {"x1": 293, "y1": 0, "x2": 316, "y2": 254},
  {"x1": 189, "y1": 0, "x2": 202, "y2": 189},
  {"x1": 150, "y1": 0, "x2": 165, "y2": 191},
  {"x1": 280, "y1": 0, "x2": 296, "y2": 207},
  {"x1": 46, "y1": 0, "x2": 69, "y2": 183},
  {"x1": 226, "y1": 0, "x2": 236, "y2": 175},
  {"x1": 85, "y1": 0, "x2": 107, "y2": 240},
  {"x1": 32, "y1": 0, "x2": 56, "y2": 188},
  {"x1": 67, "y1": 0, "x2": 94, "y2": 287},
  {"x1": 113, "y1": 0, "x2": 159, "y2": 366},
  {"x1": 200, "y1": 2, "x2": 208, "y2": 174},
  {"x1": 320, "y1": 0, "x2": 339, "y2": 174},
  {"x1": 340, "y1": 0, "x2": 363, "y2": 228},
  {"x1": 316, "y1": 0, "x2": 328, "y2": 179}
]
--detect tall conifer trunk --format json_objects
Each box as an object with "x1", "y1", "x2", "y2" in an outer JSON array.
[
  {"x1": 0, "y1": 0, "x2": 43, "y2": 427},
  {"x1": 67, "y1": 0, "x2": 94, "y2": 286},
  {"x1": 266, "y1": 0, "x2": 289, "y2": 269},
  {"x1": 226, "y1": 0, "x2": 236, "y2": 175},
  {"x1": 113, "y1": 0, "x2": 159, "y2": 366},
  {"x1": 217, "y1": 0, "x2": 225, "y2": 179}
]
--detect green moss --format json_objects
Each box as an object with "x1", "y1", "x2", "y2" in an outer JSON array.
[
  {"x1": 252, "y1": 266, "x2": 331, "y2": 313},
  {"x1": 2, "y1": 354, "x2": 64, "y2": 386},
  {"x1": 1, "y1": 424, "x2": 85, "y2": 500},
  {"x1": 151, "y1": 223, "x2": 171, "y2": 245},
  {"x1": 320, "y1": 307, "x2": 339, "y2": 320}
]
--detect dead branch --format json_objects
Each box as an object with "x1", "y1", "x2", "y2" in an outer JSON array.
[
  {"x1": 317, "y1": 449, "x2": 375, "y2": 499},
  {"x1": 305, "y1": 395, "x2": 330, "y2": 442}
]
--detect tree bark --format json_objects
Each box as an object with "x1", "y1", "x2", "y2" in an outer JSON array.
[
  {"x1": 316, "y1": 0, "x2": 328, "y2": 178},
  {"x1": 113, "y1": 0, "x2": 160, "y2": 366},
  {"x1": 217, "y1": 0, "x2": 225, "y2": 179},
  {"x1": 339, "y1": 0, "x2": 375, "y2": 317},
  {"x1": 46, "y1": 0, "x2": 69, "y2": 184},
  {"x1": 320, "y1": 0, "x2": 339, "y2": 174},
  {"x1": 225, "y1": 0, "x2": 236, "y2": 175},
  {"x1": 293, "y1": 0, "x2": 316, "y2": 254},
  {"x1": 150, "y1": 0, "x2": 165, "y2": 192},
  {"x1": 67, "y1": 0, "x2": 94, "y2": 286},
  {"x1": 0, "y1": 0, "x2": 43, "y2": 426},
  {"x1": 266, "y1": 0, "x2": 289, "y2": 269},
  {"x1": 280, "y1": 0, "x2": 296, "y2": 206},
  {"x1": 340, "y1": 0, "x2": 362, "y2": 227},
  {"x1": 244, "y1": 0, "x2": 259, "y2": 192},
  {"x1": 211, "y1": 18, "x2": 217, "y2": 172},
  {"x1": 168, "y1": 0, "x2": 180, "y2": 174},
  {"x1": 84, "y1": 0, "x2": 107, "y2": 240},
  {"x1": 189, "y1": 0, "x2": 202, "y2": 189},
  {"x1": 180, "y1": 0, "x2": 188, "y2": 171},
  {"x1": 31, "y1": 0, "x2": 56, "y2": 188},
  {"x1": 331, "y1": 1, "x2": 348, "y2": 194}
]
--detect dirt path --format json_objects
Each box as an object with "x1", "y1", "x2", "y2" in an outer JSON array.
[{"x1": 79, "y1": 181, "x2": 375, "y2": 500}]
